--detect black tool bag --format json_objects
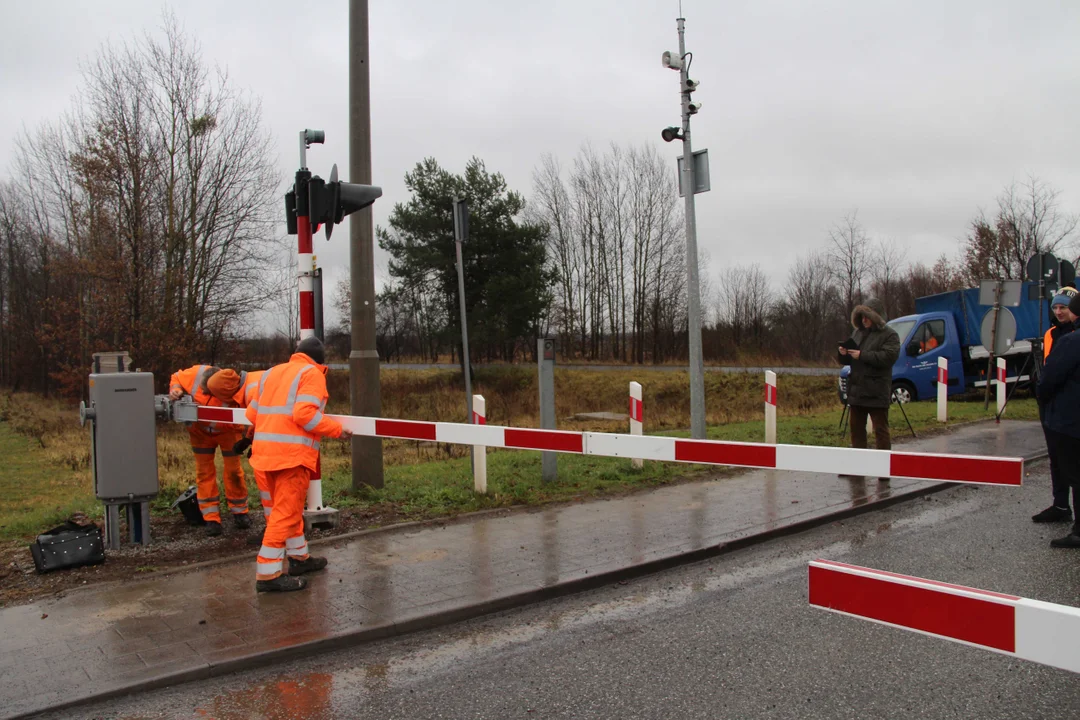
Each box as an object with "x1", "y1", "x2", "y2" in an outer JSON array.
[
  {"x1": 171, "y1": 485, "x2": 205, "y2": 526},
  {"x1": 29, "y1": 521, "x2": 106, "y2": 574}
]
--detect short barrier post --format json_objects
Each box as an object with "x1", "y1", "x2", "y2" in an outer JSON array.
[
  {"x1": 937, "y1": 357, "x2": 948, "y2": 423},
  {"x1": 764, "y1": 371, "x2": 777, "y2": 444},
  {"x1": 629, "y1": 381, "x2": 643, "y2": 469},
  {"x1": 996, "y1": 358, "x2": 1007, "y2": 417},
  {"x1": 472, "y1": 394, "x2": 487, "y2": 493}
]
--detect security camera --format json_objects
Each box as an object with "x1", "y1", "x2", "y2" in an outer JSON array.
[
  {"x1": 661, "y1": 126, "x2": 682, "y2": 143},
  {"x1": 685, "y1": 78, "x2": 700, "y2": 92},
  {"x1": 661, "y1": 51, "x2": 684, "y2": 71},
  {"x1": 687, "y1": 101, "x2": 702, "y2": 115}
]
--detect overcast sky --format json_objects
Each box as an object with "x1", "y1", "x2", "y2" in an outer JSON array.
[{"x1": 2, "y1": 0, "x2": 1079, "y2": 329}]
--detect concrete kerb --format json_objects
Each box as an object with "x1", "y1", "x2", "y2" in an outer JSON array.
[{"x1": 16, "y1": 446, "x2": 1049, "y2": 720}]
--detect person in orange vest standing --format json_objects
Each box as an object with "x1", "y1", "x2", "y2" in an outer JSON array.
[
  {"x1": 169, "y1": 364, "x2": 251, "y2": 536},
  {"x1": 245, "y1": 337, "x2": 351, "y2": 592}
]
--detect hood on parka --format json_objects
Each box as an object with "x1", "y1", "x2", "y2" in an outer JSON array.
[{"x1": 851, "y1": 297, "x2": 887, "y2": 330}]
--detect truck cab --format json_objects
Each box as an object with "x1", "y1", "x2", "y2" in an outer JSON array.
[{"x1": 887, "y1": 312, "x2": 962, "y2": 402}]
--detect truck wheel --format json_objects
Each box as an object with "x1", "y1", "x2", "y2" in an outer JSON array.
[{"x1": 891, "y1": 382, "x2": 915, "y2": 404}]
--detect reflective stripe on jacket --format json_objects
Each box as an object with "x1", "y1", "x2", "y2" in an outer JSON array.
[
  {"x1": 245, "y1": 353, "x2": 343, "y2": 472},
  {"x1": 232, "y1": 369, "x2": 264, "y2": 409}
]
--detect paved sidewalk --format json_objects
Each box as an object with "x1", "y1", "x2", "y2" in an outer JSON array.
[{"x1": 0, "y1": 421, "x2": 1046, "y2": 719}]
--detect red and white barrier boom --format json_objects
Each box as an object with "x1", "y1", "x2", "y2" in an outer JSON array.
[
  {"x1": 809, "y1": 560, "x2": 1080, "y2": 673},
  {"x1": 176, "y1": 404, "x2": 1024, "y2": 487}
]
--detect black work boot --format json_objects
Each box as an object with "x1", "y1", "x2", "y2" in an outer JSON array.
[
  {"x1": 1050, "y1": 530, "x2": 1080, "y2": 549},
  {"x1": 204, "y1": 521, "x2": 223, "y2": 537},
  {"x1": 1032, "y1": 506, "x2": 1072, "y2": 523},
  {"x1": 246, "y1": 529, "x2": 265, "y2": 546},
  {"x1": 289, "y1": 556, "x2": 328, "y2": 576},
  {"x1": 233, "y1": 513, "x2": 252, "y2": 530},
  {"x1": 256, "y1": 575, "x2": 308, "y2": 593}
]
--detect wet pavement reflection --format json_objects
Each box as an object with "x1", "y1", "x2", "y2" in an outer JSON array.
[{"x1": 0, "y1": 420, "x2": 1045, "y2": 720}]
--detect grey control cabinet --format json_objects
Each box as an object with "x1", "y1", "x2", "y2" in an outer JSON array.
[{"x1": 88, "y1": 372, "x2": 159, "y2": 501}]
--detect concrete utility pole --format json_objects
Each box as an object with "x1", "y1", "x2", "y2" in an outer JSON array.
[{"x1": 349, "y1": 0, "x2": 384, "y2": 489}]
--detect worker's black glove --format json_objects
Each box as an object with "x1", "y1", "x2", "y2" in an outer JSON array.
[{"x1": 232, "y1": 436, "x2": 252, "y2": 457}]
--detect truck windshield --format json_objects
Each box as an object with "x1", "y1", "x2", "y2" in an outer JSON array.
[{"x1": 887, "y1": 319, "x2": 916, "y2": 344}]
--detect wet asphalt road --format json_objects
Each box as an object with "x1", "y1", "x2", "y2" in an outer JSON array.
[{"x1": 53, "y1": 462, "x2": 1079, "y2": 720}]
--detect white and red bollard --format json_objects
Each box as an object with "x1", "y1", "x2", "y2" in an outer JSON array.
[
  {"x1": 764, "y1": 371, "x2": 777, "y2": 444},
  {"x1": 629, "y1": 381, "x2": 644, "y2": 469},
  {"x1": 996, "y1": 357, "x2": 1007, "y2": 417},
  {"x1": 472, "y1": 394, "x2": 487, "y2": 493},
  {"x1": 809, "y1": 559, "x2": 1080, "y2": 674},
  {"x1": 937, "y1": 357, "x2": 948, "y2": 423}
]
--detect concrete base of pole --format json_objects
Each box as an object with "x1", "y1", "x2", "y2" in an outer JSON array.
[{"x1": 304, "y1": 507, "x2": 341, "y2": 533}]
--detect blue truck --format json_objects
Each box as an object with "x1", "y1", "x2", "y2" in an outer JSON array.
[{"x1": 839, "y1": 283, "x2": 1049, "y2": 404}]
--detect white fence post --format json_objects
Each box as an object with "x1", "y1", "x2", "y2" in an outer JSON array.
[
  {"x1": 764, "y1": 371, "x2": 777, "y2": 444},
  {"x1": 996, "y1": 358, "x2": 1007, "y2": 416},
  {"x1": 472, "y1": 394, "x2": 487, "y2": 493},
  {"x1": 937, "y1": 357, "x2": 948, "y2": 423},
  {"x1": 629, "y1": 381, "x2": 643, "y2": 469}
]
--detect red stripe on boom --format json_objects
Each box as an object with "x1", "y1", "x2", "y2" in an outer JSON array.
[
  {"x1": 198, "y1": 407, "x2": 236, "y2": 423},
  {"x1": 504, "y1": 429, "x2": 583, "y2": 453},
  {"x1": 675, "y1": 440, "x2": 776, "y2": 468},
  {"x1": 808, "y1": 564, "x2": 1016, "y2": 652},
  {"x1": 375, "y1": 419, "x2": 437, "y2": 441},
  {"x1": 890, "y1": 453, "x2": 1022, "y2": 486}
]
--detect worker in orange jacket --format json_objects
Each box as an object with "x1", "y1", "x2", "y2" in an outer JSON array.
[
  {"x1": 169, "y1": 364, "x2": 251, "y2": 536},
  {"x1": 222, "y1": 368, "x2": 276, "y2": 544},
  {"x1": 246, "y1": 337, "x2": 351, "y2": 592}
]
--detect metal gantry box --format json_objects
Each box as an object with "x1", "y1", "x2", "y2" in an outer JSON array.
[{"x1": 87, "y1": 372, "x2": 159, "y2": 501}]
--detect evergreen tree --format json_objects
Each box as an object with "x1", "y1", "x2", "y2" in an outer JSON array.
[{"x1": 378, "y1": 157, "x2": 555, "y2": 362}]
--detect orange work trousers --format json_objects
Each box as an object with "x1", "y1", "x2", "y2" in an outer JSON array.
[
  {"x1": 190, "y1": 425, "x2": 248, "y2": 524},
  {"x1": 256, "y1": 465, "x2": 311, "y2": 581},
  {"x1": 254, "y1": 470, "x2": 273, "y2": 520}
]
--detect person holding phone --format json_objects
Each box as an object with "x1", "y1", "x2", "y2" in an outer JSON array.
[{"x1": 836, "y1": 297, "x2": 900, "y2": 476}]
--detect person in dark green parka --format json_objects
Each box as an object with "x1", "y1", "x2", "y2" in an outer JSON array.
[{"x1": 837, "y1": 298, "x2": 900, "y2": 469}]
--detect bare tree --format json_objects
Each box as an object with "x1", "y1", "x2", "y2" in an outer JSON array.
[
  {"x1": 531, "y1": 142, "x2": 685, "y2": 363},
  {"x1": 962, "y1": 176, "x2": 1078, "y2": 283},
  {"x1": 771, "y1": 252, "x2": 844, "y2": 361},
  {"x1": 0, "y1": 11, "x2": 280, "y2": 395},
  {"x1": 826, "y1": 211, "x2": 869, "y2": 312},
  {"x1": 868, "y1": 238, "x2": 908, "y2": 319}
]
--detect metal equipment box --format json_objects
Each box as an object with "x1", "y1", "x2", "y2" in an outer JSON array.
[{"x1": 87, "y1": 372, "x2": 159, "y2": 501}]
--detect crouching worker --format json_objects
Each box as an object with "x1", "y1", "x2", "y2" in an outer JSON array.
[
  {"x1": 169, "y1": 364, "x2": 251, "y2": 536},
  {"x1": 246, "y1": 337, "x2": 352, "y2": 593}
]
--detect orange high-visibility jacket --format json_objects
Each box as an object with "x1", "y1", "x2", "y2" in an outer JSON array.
[
  {"x1": 245, "y1": 353, "x2": 343, "y2": 473},
  {"x1": 170, "y1": 364, "x2": 245, "y2": 434}
]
